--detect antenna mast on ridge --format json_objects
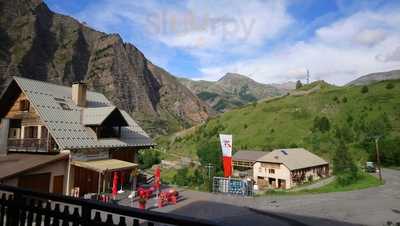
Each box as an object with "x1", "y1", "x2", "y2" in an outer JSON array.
[{"x1": 306, "y1": 69, "x2": 310, "y2": 84}]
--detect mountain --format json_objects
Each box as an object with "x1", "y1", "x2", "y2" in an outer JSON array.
[
  {"x1": 347, "y1": 69, "x2": 400, "y2": 86},
  {"x1": 0, "y1": 0, "x2": 211, "y2": 136},
  {"x1": 165, "y1": 79, "x2": 400, "y2": 165},
  {"x1": 178, "y1": 73, "x2": 291, "y2": 112}
]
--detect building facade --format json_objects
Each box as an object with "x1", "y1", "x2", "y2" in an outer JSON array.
[
  {"x1": 252, "y1": 148, "x2": 329, "y2": 189},
  {"x1": 0, "y1": 77, "x2": 154, "y2": 196}
]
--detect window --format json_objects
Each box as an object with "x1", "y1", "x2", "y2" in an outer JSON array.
[
  {"x1": 24, "y1": 126, "x2": 38, "y2": 138},
  {"x1": 19, "y1": 99, "x2": 30, "y2": 111},
  {"x1": 258, "y1": 167, "x2": 262, "y2": 173},
  {"x1": 58, "y1": 102, "x2": 72, "y2": 110},
  {"x1": 269, "y1": 169, "x2": 275, "y2": 174}
]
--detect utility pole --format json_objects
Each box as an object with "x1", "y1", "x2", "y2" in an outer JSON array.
[
  {"x1": 306, "y1": 69, "x2": 310, "y2": 84},
  {"x1": 375, "y1": 137, "x2": 383, "y2": 182}
]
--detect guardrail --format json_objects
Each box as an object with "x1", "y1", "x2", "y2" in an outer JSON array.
[
  {"x1": 0, "y1": 185, "x2": 219, "y2": 226},
  {"x1": 7, "y1": 138, "x2": 47, "y2": 152}
]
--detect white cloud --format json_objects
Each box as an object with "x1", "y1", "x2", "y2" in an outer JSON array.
[
  {"x1": 198, "y1": 8, "x2": 400, "y2": 85},
  {"x1": 66, "y1": 1, "x2": 400, "y2": 85},
  {"x1": 151, "y1": 0, "x2": 292, "y2": 50}
]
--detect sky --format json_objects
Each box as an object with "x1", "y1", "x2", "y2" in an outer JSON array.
[{"x1": 45, "y1": 0, "x2": 400, "y2": 85}]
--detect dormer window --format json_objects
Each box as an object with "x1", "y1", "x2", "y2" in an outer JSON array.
[
  {"x1": 19, "y1": 99, "x2": 30, "y2": 111},
  {"x1": 58, "y1": 102, "x2": 72, "y2": 110}
]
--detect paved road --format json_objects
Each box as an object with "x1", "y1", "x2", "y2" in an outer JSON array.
[{"x1": 156, "y1": 169, "x2": 400, "y2": 226}]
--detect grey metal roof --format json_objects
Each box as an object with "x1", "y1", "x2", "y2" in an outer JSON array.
[
  {"x1": 82, "y1": 106, "x2": 116, "y2": 125},
  {"x1": 12, "y1": 77, "x2": 154, "y2": 150},
  {"x1": 233, "y1": 150, "x2": 268, "y2": 162},
  {"x1": 256, "y1": 148, "x2": 328, "y2": 170}
]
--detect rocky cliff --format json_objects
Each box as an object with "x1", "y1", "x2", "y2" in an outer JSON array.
[{"x1": 0, "y1": 0, "x2": 211, "y2": 135}]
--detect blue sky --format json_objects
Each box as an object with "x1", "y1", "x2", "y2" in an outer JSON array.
[{"x1": 45, "y1": 0, "x2": 400, "y2": 85}]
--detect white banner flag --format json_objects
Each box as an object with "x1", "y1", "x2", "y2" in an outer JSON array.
[{"x1": 219, "y1": 134, "x2": 232, "y2": 157}]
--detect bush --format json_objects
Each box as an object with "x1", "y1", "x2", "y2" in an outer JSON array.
[
  {"x1": 342, "y1": 97, "x2": 348, "y2": 103},
  {"x1": 312, "y1": 116, "x2": 331, "y2": 133},
  {"x1": 308, "y1": 175, "x2": 314, "y2": 182},
  {"x1": 138, "y1": 149, "x2": 161, "y2": 169},
  {"x1": 336, "y1": 172, "x2": 360, "y2": 186},
  {"x1": 386, "y1": 83, "x2": 394, "y2": 89},
  {"x1": 361, "y1": 86, "x2": 369, "y2": 94},
  {"x1": 296, "y1": 80, "x2": 303, "y2": 89},
  {"x1": 173, "y1": 168, "x2": 189, "y2": 186}
]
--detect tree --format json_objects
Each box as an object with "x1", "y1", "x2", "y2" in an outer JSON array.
[
  {"x1": 296, "y1": 80, "x2": 303, "y2": 89},
  {"x1": 196, "y1": 138, "x2": 223, "y2": 173},
  {"x1": 138, "y1": 149, "x2": 161, "y2": 169},
  {"x1": 319, "y1": 116, "x2": 331, "y2": 132},
  {"x1": 312, "y1": 116, "x2": 330, "y2": 133},
  {"x1": 332, "y1": 136, "x2": 359, "y2": 185},
  {"x1": 361, "y1": 86, "x2": 369, "y2": 94}
]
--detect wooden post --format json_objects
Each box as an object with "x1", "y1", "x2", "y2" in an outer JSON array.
[{"x1": 97, "y1": 172, "x2": 102, "y2": 194}]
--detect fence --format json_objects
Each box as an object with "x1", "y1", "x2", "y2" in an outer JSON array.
[
  {"x1": 0, "y1": 185, "x2": 219, "y2": 226},
  {"x1": 212, "y1": 177, "x2": 254, "y2": 196}
]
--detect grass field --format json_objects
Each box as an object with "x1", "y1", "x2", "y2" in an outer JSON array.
[{"x1": 263, "y1": 173, "x2": 382, "y2": 196}]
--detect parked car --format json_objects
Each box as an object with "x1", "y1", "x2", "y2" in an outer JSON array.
[{"x1": 365, "y1": 162, "x2": 376, "y2": 173}]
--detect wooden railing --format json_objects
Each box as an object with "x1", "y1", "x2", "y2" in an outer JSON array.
[
  {"x1": 0, "y1": 185, "x2": 219, "y2": 226},
  {"x1": 7, "y1": 138, "x2": 47, "y2": 152}
]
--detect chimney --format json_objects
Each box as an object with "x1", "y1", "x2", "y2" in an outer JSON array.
[{"x1": 72, "y1": 82, "x2": 87, "y2": 107}]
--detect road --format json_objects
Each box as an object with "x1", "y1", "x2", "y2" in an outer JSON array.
[{"x1": 157, "y1": 169, "x2": 400, "y2": 226}]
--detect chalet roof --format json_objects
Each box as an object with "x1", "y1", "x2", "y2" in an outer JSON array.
[
  {"x1": 233, "y1": 150, "x2": 268, "y2": 162},
  {"x1": 256, "y1": 148, "x2": 328, "y2": 171},
  {"x1": 0, "y1": 153, "x2": 68, "y2": 180},
  {"x1": 3, "y1": 77, "x2": 154, "y2": 150},
  {"x1": 82, "y1": 106, "x2": 117, "y2": 125}
]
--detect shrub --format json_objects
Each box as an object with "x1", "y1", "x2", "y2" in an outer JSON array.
[
  {"x1": 342, "y1": 97, "x2": 348, "y2": 103},
  {"x1": 312, "y1": 116, "x2": 331, "y2": 133},
  {"x1": 386, "y1": 83, "x2": 394, "y2": 89},
  {"x1": 361, "y1": 86, "x2": 369, "y2": 94},
  {"x1": 296, "y1": 80, "x2": 303, "y2": 89},
  {"x1": 138, "y1": 149, "x2": 161, "y2": 169},
  {"x1": 336, "y1": 172, "x2": 360, "y2": 186},
  {"x1": 173, "y1": 168, "x2": 189, "y2": 186}
]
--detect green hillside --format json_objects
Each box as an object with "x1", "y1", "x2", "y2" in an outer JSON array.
[{"x1": 160, "y1": 80, "x2": 400, "y2": 168}]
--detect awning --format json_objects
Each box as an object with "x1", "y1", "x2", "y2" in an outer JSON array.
[{"x1": 72, "y1": 159, "x2": 138, "y2": 173}]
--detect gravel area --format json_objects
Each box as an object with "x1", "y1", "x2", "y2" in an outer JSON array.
[{"x1": 153, "y1": 169, "x2": 400, "y2": 226}]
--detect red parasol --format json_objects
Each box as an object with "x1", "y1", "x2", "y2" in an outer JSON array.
[
  {"x1": 112, "y1": 171, "x2": 118, "y2": 197},
  {"x1": 154, "y1": 167, "x2": 161, "y2": 190}
]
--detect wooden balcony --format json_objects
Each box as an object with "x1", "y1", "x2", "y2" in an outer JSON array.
[{"x1": 7, "y1": 138, "x2": 49, "y2": 153}]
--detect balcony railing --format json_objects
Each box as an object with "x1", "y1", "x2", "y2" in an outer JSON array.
[
  {"x1": 0, "y1": 185, "x2": 219, "y2": 226},
  {"x1": 7, "y1": 138, "x2": 48, "y2": 152}
]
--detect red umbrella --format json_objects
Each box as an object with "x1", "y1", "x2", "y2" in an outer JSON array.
[
  {"x1": 112, "y1": 172, "x2": 118, "y2": 197},
  {"x1": 154, "y1": 167, "x2": 161, "y2": 190}
]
